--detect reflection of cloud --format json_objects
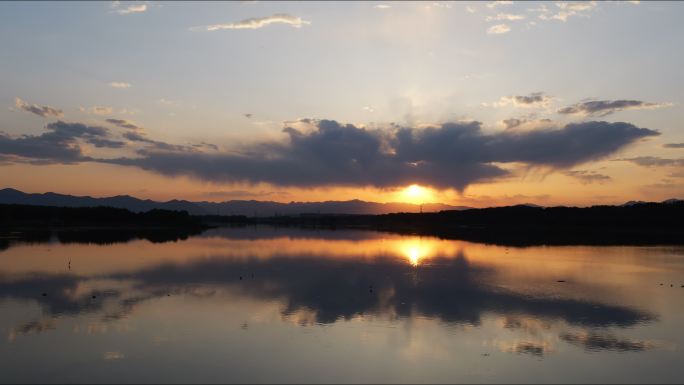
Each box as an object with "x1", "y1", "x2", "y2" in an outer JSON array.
[
  {"x1": 104, "y1": 351, "x2": 124, "y2": 360},
  {"x1": 98, "y1": 252, "x2": 654, "y2": 327},
  {"x1": 0, "y1": 250, "x2": 655, "y2": 328},
  {"x1": 7, "y1": 319, "x2": 56, "y2": 342},
  {"x1": 561, "y1": 332, "x2": 656, "y2": 352},
  {"x1": 499, "y1": 341, "x2": 550, "y2": 357}
]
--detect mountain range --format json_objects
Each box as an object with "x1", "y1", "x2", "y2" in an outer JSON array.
[{"x1": 0, "y1": 188, "x2": 470, "y2": 216}]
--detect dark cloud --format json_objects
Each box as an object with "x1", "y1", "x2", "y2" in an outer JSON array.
[
  {"x1": 192, "y1": 142, "x2": 219, "y2": 151},
  {"x1": 105, "y1": 118, "x2": 141, "y2": 130},
  {"x1": 562, "y1": 170, "x2": 612, "y2": 184},
  {"x1": 14, "y1": 97, "x2": 64, "y2": 118},
  {"x1": 88, "y1": 138, "x2": 127, "y2": 148},
  {"x1": 202, "y1": 190, "x2": 289, "y2": 199},
  {"x1": 664, "y1": 143, "x2": 684, "y2": 149},
  {"x1": 621, "y1": 156, "x2": 684, "y2": 167},
  {"x1": 0, "y1": 118, "x2": 659, "y2": 190},
  {"x1": 100, "y1": 119, "x2": 657, "y2": 190},
  {"x1": 502, "y1": 118, "x2": 525, "y2": 129},
  {"x1": 511, "y1": 92, "x2": 549, "y2": 105},
  {"x1": 558, "y1": 99, "x2": 670, "y2": 117},
  {"x1": 0, "y1": 121, "x2": 114, "y2": 163},
  {"x1": 501, "y1": 117, "x2": 553, "y2": 129},
  {"x1": 122, "y1": 131, "x2": 192, "y2": 152}
]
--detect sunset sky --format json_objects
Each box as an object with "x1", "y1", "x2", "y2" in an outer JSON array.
[{"x1": 1, "y1": 1, "x2": 683, "y2": 207}]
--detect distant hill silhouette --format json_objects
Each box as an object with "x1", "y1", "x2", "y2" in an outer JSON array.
[{"x1": 0, "y1": 188, "x2": 468, "y2": 216}]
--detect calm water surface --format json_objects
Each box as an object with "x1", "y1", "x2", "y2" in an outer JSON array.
[{"x1": 1, "y1": 227, "x2": 684, "y2": 383}]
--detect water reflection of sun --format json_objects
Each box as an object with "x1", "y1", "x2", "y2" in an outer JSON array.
[{"x1": 399, "y1": 240, "x2": 432, "y2": 266}]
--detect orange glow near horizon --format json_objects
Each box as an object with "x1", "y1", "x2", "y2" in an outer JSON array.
[{"x1": 1, "y1": 160, "x2": 680, "y2": 208}]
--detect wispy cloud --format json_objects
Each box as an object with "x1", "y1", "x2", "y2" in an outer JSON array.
[
  {"x1": 486, "y1": 13, "x2": 525, "y2": 21},
  {"x1": 558, "y1": 99, "x2": 672, "y2": 116},
  {"x1": 621, "y1": 156, "x2": 684, "y2": 168},
  {"x1": 14, "y1": 97, "x2": 64, "y2": 118},
  {"x1": 374, "y1": 4, "x2": 391, "y2": 10},
  {"x1": 538, "y1": 1, "x2": 597, "y2": 22},
  {"x1": 203, "y1": 14, "x2": 310, "y2": 31},
  {"x1": 157, "y1": 98, "x2": 179, "y2": 106},
  {"x1": 80, "y1": 106, "x2": 114, "y2": 115},
  {"x1": 115, "y1": 3, "x2": 147, "y2": 15},
  {"x1": 109, "y1": 82, "x2": 131, "y2": 89},
  {"x1": 487, "y1": 24, "x2": 511, "y2": 34},
  {"x1": 664, "y1": 143, "x2": 684, "y2": 149},
  {"x1": 562, "y1": 170, "x2": 612, "y2": 184},
  {"x1": 487, "y1": 92, "x2": 553, "y2": 108},
  {"x1": 486, "y1": 1, "x2": 513, "y2": 9},
  {"x1": 105, "y1": 118, "x2": 141, "y2": 130}
]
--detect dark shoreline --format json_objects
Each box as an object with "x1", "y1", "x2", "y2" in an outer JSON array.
[{"x1": 2, "y1": 201, "x2": 684, "y2": 247}]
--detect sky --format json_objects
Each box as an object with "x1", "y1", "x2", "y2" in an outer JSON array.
[{"x1": 1, "y1": 0, "x2": 683, "y2": 207}]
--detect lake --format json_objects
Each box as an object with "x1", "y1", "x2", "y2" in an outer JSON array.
[{"x1": 1, "y1": 227, "x2": 683, "y2": 383}]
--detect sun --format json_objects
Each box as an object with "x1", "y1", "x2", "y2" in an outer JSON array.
[{"x1": 401, "y1": 184, "x2": 431, "y2": 204}]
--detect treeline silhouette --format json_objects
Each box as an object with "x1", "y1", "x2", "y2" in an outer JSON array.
[
  {"x1": 0, "y1": 203, "x2": 203, "y2": 228},
  {"x1": 258, "y1": 202, "x2": 684, "y2": 246},
  {"x1": 2, "y1": 201, "x2": 684, "y2": 246}
]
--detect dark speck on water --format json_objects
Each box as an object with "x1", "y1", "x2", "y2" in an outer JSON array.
[
  {"x1": 41, "y1": 293, "x2": 46, "y2": 297},
  {"x1": 557, "y1": 280, "x2": 566, "y2": 283}
]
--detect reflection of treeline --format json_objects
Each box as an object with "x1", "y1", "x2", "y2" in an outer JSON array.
[
  {"x1": 258, "y1": 202, "x2": 684, "y2": 246},
  {"x1": 0, "y1": 228, "x2": 207, "y2": 252},
  {"x1": 0, "y1": 203, "x2": 202, "y2": 227}
]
